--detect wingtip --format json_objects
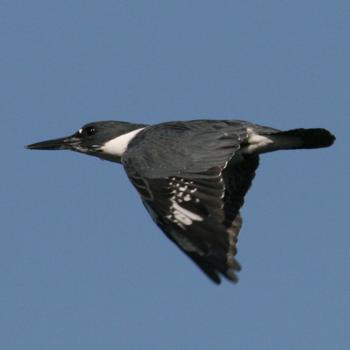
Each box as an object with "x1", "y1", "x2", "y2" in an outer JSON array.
[
  {"x1": 225, "y1": 269, "x2": 239, "y2": 284},
  {"x1": 206, "y1": 270, "x2": 222, "y2": 284}
]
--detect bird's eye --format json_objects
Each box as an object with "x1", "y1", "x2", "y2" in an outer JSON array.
[{"x1": 85, "y1": 126, "x2": 96, "y2": 136}]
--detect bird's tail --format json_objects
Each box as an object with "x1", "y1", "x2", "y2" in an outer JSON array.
[{"x1": 269, "y1": 128, "x2": 336, "y2": 150}]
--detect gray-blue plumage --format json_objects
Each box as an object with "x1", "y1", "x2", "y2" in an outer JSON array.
[{"x1": 27, "y1": 119, "x2": 335, "y2": 284}]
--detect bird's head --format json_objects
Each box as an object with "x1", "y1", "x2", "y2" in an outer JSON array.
[{"x1": 27, "y1": 121, "x2": 147, "y2": 163}]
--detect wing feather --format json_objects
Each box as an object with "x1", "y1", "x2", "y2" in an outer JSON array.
[{"x1": 123, "y1": 121, "x2": 259, "y2": 283}]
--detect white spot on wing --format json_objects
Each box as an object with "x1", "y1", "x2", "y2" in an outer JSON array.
[
  {"x1": 165, "y1": 177, "x2": 203, "y2": 227},
  {"x1": 183, "y1": 194, "x2": 191, "y2": 201},
  {"x1": 172, "y1": 201, "x2": 203, "y2": 223},
  {"x1": 166, "y1": 200, "x2": 202, "y2": 226}
]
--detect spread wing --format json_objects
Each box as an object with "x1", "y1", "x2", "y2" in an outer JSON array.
[{"x1": 122, "y1": 121, "x2": 259, "y2": 284}]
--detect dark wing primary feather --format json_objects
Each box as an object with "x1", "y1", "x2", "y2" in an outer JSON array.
[{"x1": 122, "y1": 120, "x2": 259, "y2": 283}]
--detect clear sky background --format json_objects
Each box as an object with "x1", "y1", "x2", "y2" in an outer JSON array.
[{"x1": 1, "y1": 1, "x2": 349, "y2": 349}]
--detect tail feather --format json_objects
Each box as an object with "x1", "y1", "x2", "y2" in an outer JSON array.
[
  {"x1": 271, "y1": 128, "x2": 335, "y2": 150},
  {"x1": 276, "y1": 129, "x2": 335, "y2": 149}
]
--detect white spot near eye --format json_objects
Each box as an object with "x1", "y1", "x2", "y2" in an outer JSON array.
[{"x1": 78, "y1": 128, "x2": 83, "y2": 134}]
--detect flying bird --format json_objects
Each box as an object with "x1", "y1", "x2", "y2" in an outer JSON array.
[{"x1": 27, "y1": 120, "x2": 335, "y2": 284}]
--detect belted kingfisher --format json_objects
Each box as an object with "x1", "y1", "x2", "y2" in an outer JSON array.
[{"x1": 27, "y1": 119, "x2": 335, "y2": 284}]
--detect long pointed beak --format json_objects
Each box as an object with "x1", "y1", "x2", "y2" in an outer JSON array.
[{"x1": 27, "y1": 135, "x2": 79, "y2": 150}]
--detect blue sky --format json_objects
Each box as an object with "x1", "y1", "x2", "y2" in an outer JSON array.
[{"x1": 1, "y1": 1, "x2": 349, "y2": 349}]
